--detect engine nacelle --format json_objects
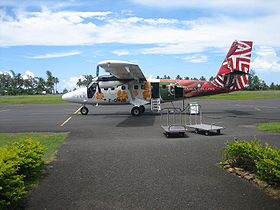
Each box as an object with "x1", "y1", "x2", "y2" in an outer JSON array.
[{"x1": 98, "y1": 80, "x2": 125, "y2": 88}]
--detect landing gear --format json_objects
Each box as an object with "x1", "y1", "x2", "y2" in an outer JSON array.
[
  {"x1": 81, "y1": 106, "x2": 89, "y2": 115},
  {"x1": 139, "y1": 105, "x2": 145, "y2": 114},
  {"x1": 131, "y1": 105, "x2": 145, "y2": 116},
  {"x1": 131, "y1": 106, "x2": 141, "y2": 116}
]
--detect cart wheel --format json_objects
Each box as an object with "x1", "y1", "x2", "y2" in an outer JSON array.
[
  {"x1": 217, "y1": 129, "x2": 221, "y2": 135},
  {"x1": 205, "y1": 131, "x2": 209, "y2": 136}
]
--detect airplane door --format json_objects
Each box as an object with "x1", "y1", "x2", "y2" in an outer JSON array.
[
  {"x1": 151, "y1": 82, "x2": 160, "y2": 98},
  {"x1": 87, "y1": 83, "x2": 97, "y2": 98},
  {"x1": 175, "y1": 86, "x2": 184, "y2": 98}
]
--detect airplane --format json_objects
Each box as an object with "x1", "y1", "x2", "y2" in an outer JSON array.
[{"x1": 62, "y1": 40, "x2": 253, "y2": 116}]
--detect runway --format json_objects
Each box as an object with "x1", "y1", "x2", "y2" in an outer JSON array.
[{"x1": 1, "y1": 98, "x2": 280, "y2": 209}]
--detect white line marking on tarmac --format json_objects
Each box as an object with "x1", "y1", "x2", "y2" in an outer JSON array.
[
  {"x1": 254, "y1": 107, "x2": 261, "y2": 111},
  {"x1": 0, "y1": 109, "x2": 9, "y2": 113}
]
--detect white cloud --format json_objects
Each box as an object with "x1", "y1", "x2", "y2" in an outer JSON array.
[
  {"x1": 0, "y1": 71, "x2": 13, "y2": 77},
  {"x1": 251, "y1": 47, "x2": 280, "y2": 72},
  {"x1": 62, "y1": 75, "x2": 84, "y2": 90},
  {"x1": 1, "y1": 5, "x2": 280, "y2": 61},
  {"x1": 131, "y1": 0, "x2": 279, "y2": 10},
  {"x1": 144, "y1": 18, "x2": 178, "y2": 24},
  {"x1": 30, "y1": 51, "x2": 81, "y2": 59},
  {"x1": 113, "y1": 49, "x2": 130, "y2": 56},
  {"x1": 183, "y1": 54, "x2": 208, "y2": 63},
  {"x1": 22, "y1": 70, "x2": 35, "y2": 79}
]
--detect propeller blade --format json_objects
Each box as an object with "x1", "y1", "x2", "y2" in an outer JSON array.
[
  {"x1": 97, "y1": 83, "x2": 101, "y2": 93},
  {"x1": 96, "y1": 65, "x2": 99, "y2": 77}
]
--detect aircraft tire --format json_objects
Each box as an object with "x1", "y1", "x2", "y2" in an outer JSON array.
[
  {"x1": 81, "y1": 106, "x2": 89, "y2": 115},
  {"x1": 139, "y1": 105, "x2": 145, "y2": 113},
  {"x1": 131, "y1": 107, "x2": 141, "y2": 116}
]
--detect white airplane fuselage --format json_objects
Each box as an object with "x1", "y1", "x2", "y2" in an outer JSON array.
[{"x1": 62, "y1": 80, "x2": 152, "y2": 106}]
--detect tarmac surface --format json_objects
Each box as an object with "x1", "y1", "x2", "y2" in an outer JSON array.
[{"x1": 1, "y1": 98, "x2": 280, "y2": 209}]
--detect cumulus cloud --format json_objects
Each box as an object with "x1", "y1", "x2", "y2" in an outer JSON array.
[
  {"x1": 62, "y1": 75, "x2": 84, "y2": 90},
  {"x1": 22, "y1": 70, "x2": 35, "y2": 79},
  {"x1": 251, "y1": 47, "x2": 280, "y2": 72},
  {"x1": 131, "y1": 0, "x2": 279, "y2": 10},
  {"x1": 30, "y1": 51, "x2": 81, "y2": 59},
  {"x1": 183, "y1": 54, "x2": 208, "y2": 63},
  {"x1": 1, "y1": 6, "x2": 280, "y2": 56},
  {"x1": 113, "y1": 49, "x2": 130, "y2": 56}
]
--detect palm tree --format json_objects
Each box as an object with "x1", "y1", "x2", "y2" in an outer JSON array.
[
  {"x1": 76, "y1": 75, "x2": 93, "y2": 87},
  {"x1": 46, "y1": 70, "x2": 55, "y2": 94},
  {"x1": 53, "y1": 77, "x2": 59, "y2": 94}
]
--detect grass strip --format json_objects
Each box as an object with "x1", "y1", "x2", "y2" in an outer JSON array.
[
  {"x1": 1, "y1": 92, "x2": 280, "y2": 104},
  {"x1": 0, "y1": 132, "x2": 68, "y2": 161},
  {"x1": 0, "y1": 95, "x2": 66, "y2": 104},
  {"x1": 190, "y1": 93, "x2": 280, "y2": 100},
  {"x1": 254, "y1": 122, "x2": 280, "y2": 133}
]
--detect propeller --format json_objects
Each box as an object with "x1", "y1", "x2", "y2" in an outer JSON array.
[
  {"x1": 96, "y1": 65, "x2": 101, "y2": 93},
  {"x1": 96, "y1": 65, "x2": 99, "y2": 77}
]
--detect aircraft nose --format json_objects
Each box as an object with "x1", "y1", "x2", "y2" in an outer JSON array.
[{"x1": 62, "y1": 92, "x2": 72, "y2": 102}]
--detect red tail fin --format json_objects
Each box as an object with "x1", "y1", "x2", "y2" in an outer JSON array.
[{"x1": 212, "y1": 40, "x2": 253, "y2": 90}]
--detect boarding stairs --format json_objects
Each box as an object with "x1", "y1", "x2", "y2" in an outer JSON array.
[{"x1": 151, "y1": 98, "x2": 161, "y2": 112}]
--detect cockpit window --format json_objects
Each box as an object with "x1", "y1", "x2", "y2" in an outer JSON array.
[{"x1": 87, "y1": 83, "x2": 97, "y2": 98}]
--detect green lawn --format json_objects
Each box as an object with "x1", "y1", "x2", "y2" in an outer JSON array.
[
  {"x1": 0, "y1": 132, "x2": 68, "y2": 161},
  {"x1": 190, "y1": 93, "x2": 280, "y2": 100},
  {"x1": 240, "y1": 90, "x2": 280, "y2": 94},
  {"x1": 1, "y1": 91, "x2": 280, "y2": 104},
  {"x1": 0, "y1": 94, "x2": 65, "y2": 104},
  {"x1": 254, "y1": 122, "x2": 280, "y2": 133}
]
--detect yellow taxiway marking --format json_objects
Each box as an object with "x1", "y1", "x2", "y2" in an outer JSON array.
[
  {"x1": 74, "y1": 106, "x2": 82, "y2": 114},
  {"x1": 60, "y1": 116, "x2": 72, "y2": 127},
  {"x1": 60, "y1": 106, "x2": 83, "y2": 127}
]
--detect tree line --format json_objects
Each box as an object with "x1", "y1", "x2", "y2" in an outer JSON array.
[
  {"x1": 0, "y1": 70, "x2": 59, "y2": 95},
  {"x1": 1, "y1": 70, "x2": 280, "y2": 96},
  {"x1": 74, "y1": 71, "x2": 280, "y2": 92},
  {"x1": 156, "y1": 71, "x2": 280, "y2": 91}
]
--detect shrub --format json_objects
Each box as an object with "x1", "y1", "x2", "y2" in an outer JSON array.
[
  {"x1": 0, "y1": 139, "x2": 45, "y2": 207},
  {"x1": 223, "y1": 137, "x2": 280, "y2": 185}
]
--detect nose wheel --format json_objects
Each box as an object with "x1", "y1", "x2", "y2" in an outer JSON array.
[{"x1": 80, "y1": 106, "x2": 89, "y2": 115}]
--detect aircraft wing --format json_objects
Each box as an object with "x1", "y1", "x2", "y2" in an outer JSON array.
[{"x1": 97, "y1": 60, "x2": 146, "y2": 82}]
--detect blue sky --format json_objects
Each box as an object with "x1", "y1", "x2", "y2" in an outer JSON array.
[{"x1": 1, "y1": 0, "x2": 280, "y2": 91}]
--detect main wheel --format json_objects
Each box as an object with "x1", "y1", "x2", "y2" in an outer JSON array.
[
  {"x1": 81, "y1": 106, "x2": 89, "y2": 115},
  {"x1": 131, "y1": 107, "x2": 141, "y2": 116},
  {"x1": 139, "y1": 105, "x2": 145, "y2": 113}
]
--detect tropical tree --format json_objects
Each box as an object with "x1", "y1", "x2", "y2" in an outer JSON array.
[
  {"x1": 176, "y1": 75, "x2": 182, "y2": 80},
  {"x1": 209, "y1": 76, "x2": 215, "y2": 81},
  {"x1": 62, "y1": 88, "x2": 68, "y2": 94},
  {"x1": 53, "y1": 77, "x2": 59, "y2": 93},
  {"x1": 76, "y1": 75, "x2": 93, "y2": 87},
  {"x1": 46, "y1": 70, "x2": 55, "y2": 94},
  {"x1": 199, "y1": 76, "x2": 206, "y2": 81}
]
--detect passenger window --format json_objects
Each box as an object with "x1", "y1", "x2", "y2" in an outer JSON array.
[
  {"x1": 134, "y1": 85, "x2": 138, "y2": 90},
  {"x1": 104, "y1": 88, "x2": 108, "y2": 91},
  {"x1": 111, "y1": 87, "x2": 115, "y2": 90},
  {"x1": 121, "y1": 86, "x2": 126, "y2": 90}
]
